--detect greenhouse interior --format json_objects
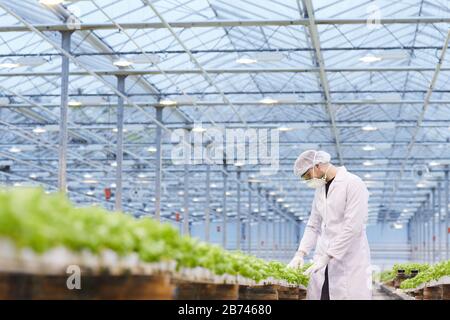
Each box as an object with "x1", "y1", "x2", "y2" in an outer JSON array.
[{"x1": 0, "y1": 0, "x2": 449, "y2": 301}]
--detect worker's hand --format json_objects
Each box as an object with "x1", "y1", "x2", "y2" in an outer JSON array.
[
  {"x1": 304, "y1": 255, "x2": 331, "y2": 276},
  {"x1": 287, "y1": 251, "x2": 305, "y2": 269}
]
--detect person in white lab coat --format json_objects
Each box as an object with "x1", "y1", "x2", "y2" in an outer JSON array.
[{"x1": 287, "y1": 150, "x2": 372, "y2": 300}]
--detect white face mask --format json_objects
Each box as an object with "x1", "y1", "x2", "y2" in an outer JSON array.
[
  {"x1": 306, "y1": 178, "x2": 326, "y2": 189},
  {"x1": 306, "y1": 164, "x2": 330, "y2": 189}
]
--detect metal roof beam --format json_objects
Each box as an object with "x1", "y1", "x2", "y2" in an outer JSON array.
[
  {"x1": 2, "y1": 120, "x2": 450, "y2": 128},
  {"x1": 4, "y1": 99, "x2": 450, "y2": 108},
  {"x1": 0, "y1": 67, "x2": 447, "y2": 77},
  {"x1": 2, "y1": 89, "x2": 449, "y2": 97},
  {"x1": 0, "y1": 46, "x2": 444, "y2": 58},
  {"x1": 0, "y1": 17, "x2": 450, "y2": 32}
]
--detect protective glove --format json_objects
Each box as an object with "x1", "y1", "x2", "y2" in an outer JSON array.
[
  {"x1": 287, "y1": 251, "x2": 305, "y2": 269},
  {"x1": 304, "y1": 255, "x2": 331, "y2": 276}
]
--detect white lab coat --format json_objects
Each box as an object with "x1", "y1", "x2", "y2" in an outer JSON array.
[{"x1": 298, "y1": 166, "x2": 372, "y2": 300}]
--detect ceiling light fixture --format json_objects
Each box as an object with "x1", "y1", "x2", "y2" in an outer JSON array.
[
  {"x1": 192, "y1": 126, "x2": 207, "y2": 133},
  {"x1": 9, "y1": 147, "x2": 21, "y2": 153},
  {"x1": 83, "y1": 179, "x2": 98, "y2": 184},
  {"x1": 236, "y1": 56, "x2": 257, "y2": 64},
  {"x1": 33, "y1": 127, "x2": 47, "y2": 134},
  {"x1": 362, "y1": 145, "x2": 376, "y2": 151},
  {"x1": 393, "y1": 223, "x2": 403, "y2": 229},
  {"x1": 68, "y1": 100, "x2": 82, "y2": 107},
  {"x1": 260, "y1": 97, "x2": 278, "y2": 104},
  {"x1": 416, "y1": 183, "x2": 427, "y2": 188},
  {"x1": 278, "y1": 126, "x2": 294, "y2": 132},
  {"x1": 362, "y1": 125, "x2": 378, "y2": 131},
  {"x1": 159, "y1": 99, "x2": 177, "y2": 106},
  {"x1": 359, "y1": 54, "x2": 382, "y2": 63},
  {"x1": 0, "y1": 59, "x2": 21, "y2": 68},
  {"x1": 113, "y1": 58, "x2": 133, "y2": 67}
]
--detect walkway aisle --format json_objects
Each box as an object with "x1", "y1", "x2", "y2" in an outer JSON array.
[{"x1": 372, "y1": 286, "x2": 399, "y2": 300}]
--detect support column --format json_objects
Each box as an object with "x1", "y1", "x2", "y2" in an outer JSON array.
[
  {"x1": 154, "y1": 107, "x2": 163, "y2": 220},
  {"x1": 58, "y1": 31, "x2": 73, "y2": 192},
  {"x1": 183, "y1": 164, "x2": 189, "y2": 236},
  {"x1": 417, "y1": 206, "x2": 422, "y2": 262},
  {"x1": 280, "y1": 215, "x2": 285, "y2": 259},
  {"x1": 425, "y1": 199, "x2": 428, "y2": 263},
  {"x1": 430, "y1": 195, "x2": 433, "y2": 263},
  {"x1": 247, "y1": 183, "x2": 252, "y2": 254},
  {"x1": 236, "y1": 168, "x2": 241, "y2": 250},
  {"x1": 278, "y1": 216, "x2": 282, "y2": 259},
  {"x1": 287, "y1": 220, "x2": 292, "y2": 255},
  {"x1": 222, "y1": 164, "x2": 228, "y2": 249},
  {"x1": 432, "y1": 188, "x2": 436, "y2": 263},
  {"x1": 427, "y1": 196, "x2": 431, "y2": 263},
  {"x1": 415, "y1": 216, "x2": 419, "y2": 260},
  {"x1": 423, "y1": 201, "x2": 427, "y2": 262},
  {"x1": 416, "y1": 213, "x2": 420, "y2": 261},
  {"x1": 272, "y1": 214, "x2": 276, "y2": 258},
  {"x1": 257, "y1": 187, "x2": 262, "y2": 256},
  {"x1": 422, "y1": 205, "x2": 426, "y2": 262},
  {"x1": 283, "y1": 217, "x2": 288, "y2": 260},
  {"x1": 265, "y1": 192, "x2": 270, "y2": 259},
  {"x1": 408, "y1": 217, "x2": 416, "y2": 261},
  {"x1": 419, "y1": 208, "x2": 423, "y2": 262},
  {"x1": 417, "y1": 215, "x2": 421, "y2": 261},
  {"x1": 205, "y1": 164, "x2": 211, "y2": 242},
  {"x1": 115, "y1": 75, "x2": 126, "y2": 212},
  {"x1": 438, "y1": 182, "x2": 442, "y2": 261},
  {"x1": 446, "y1": 167, "x2": 449, "y2": 260}
]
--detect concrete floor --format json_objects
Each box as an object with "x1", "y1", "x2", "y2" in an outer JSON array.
[{"x1": 372, "y1": 286, "x2": 399, "y2": 300}]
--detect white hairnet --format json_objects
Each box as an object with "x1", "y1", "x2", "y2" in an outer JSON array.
[{"x1": 293, "y1": 150, "x2": 331, "y2": 177}]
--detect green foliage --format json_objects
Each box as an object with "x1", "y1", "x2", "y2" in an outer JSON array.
[
  {"x1": 376, "y1": 262, "x2": 430, "y2": 284},
  {"x1": 0, "y1": 187, "x2": 309, "y2": 286},
  {"x1": 400, "y1": 260, "x2": 450, "y2": 290},
  {"x1": 392, "y1": 262, "x2": 430, "y2": 276},
  {"x1": 379, "y1": 270, "x2": 395, "y2": 283}
]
